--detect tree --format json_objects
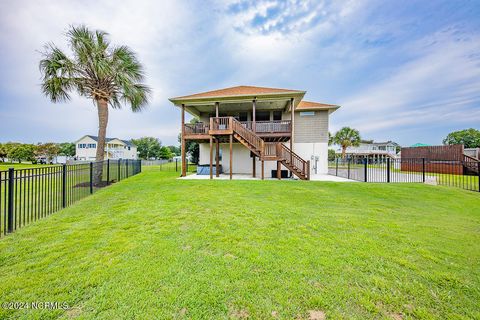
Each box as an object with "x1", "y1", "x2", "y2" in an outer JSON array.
[
  {"x1": 39, "y1": 25, "x2": 150, "y2": 184},
  {"x1": 443, "y1": 128, "x2": 480, "y2": 148},
  {"x1": 58, "y1": 142, "x2": 76, "y2": 157},
  {"x1": 132, "y1": 137, "x2": 162, "y2": 159},
  {"x1": 36, "y1": 143, "x2": 60, "y2": 163},
  {"x1": 0, "y1": 144, "x2": 7, "y2": 162},
  {"x1": 167, "y1": 145, "x2": 180, "y2": 156},
  {"x1": 332, "y1": 127, "x2": 361, "y2": 158},
  {"x1": 9, "y1": 144, "x2": 36, "y2": 163},
  {"x1": 328, "y1": 148, "x2": 336, "y2": 161},
  {"x1": 159, "y1": 146, "x2": 173, "y2": 160}
]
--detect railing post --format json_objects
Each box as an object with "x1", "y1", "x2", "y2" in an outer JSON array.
[
  {"x1": 229, "y1": 116, "x2": 233, "y2": 130},
  {"x1": 89, "y1": 162, "x2": 93, "y2": 194},
  {"x1": 210, "y1": 117, "x2": 214, "y2": 131},
  {"x1": 364, "y1": 158, "x2": 368, "y2": 182},
  {"x1": 107, "y1": 159, "x2": 110, "y2": 185},
  {"x1": 62, "y1": 164, "x2": 67, "y2": 208},
  {"x1": 335, "y1": 158, "x2": 338, "y2": 176},
  {"x1": 422, "y1": 158, "x2": 425, "y2": 183},
  {"x1": 347, "y1": 158, "x2": 350, "y2": 179},
  {"x1": 387, "y1": 157, "x2": 391, "y2": 183},
  {"x1": 7, "y1": 168, "x2": 14, "y2": 233}
]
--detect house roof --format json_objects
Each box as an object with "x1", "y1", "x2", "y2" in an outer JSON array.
[
  {"x1": 360, "y1": 140, "x2": 400, "y2": 146},
  {"x1": 77, "y1": 135, "x2": 135, "y2": 147},
  {"x1": 297, "y1": 100, "x2": 340, "y2": 111},
  {"x1": 410, "y1": 143, "x2": 429, "y2": 147},
  {"x1": 170, "y1": 85, "x2": 305, "y2": 101}
]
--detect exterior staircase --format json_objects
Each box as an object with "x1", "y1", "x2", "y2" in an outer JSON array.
[
  {"x1": 230, "y1": 117, "x2": 310, "y2": 180},
  {"x1": 463, "y1": 154, "x2": 479, "y2": 175}
]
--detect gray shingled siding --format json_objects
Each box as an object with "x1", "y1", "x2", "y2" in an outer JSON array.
[{"x1": 294, "y1": 110, "x2": 329, "y2": 143}]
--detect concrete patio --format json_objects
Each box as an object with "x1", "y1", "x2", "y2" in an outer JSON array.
[{"x1": 178, "y1": 173, "x2": 357, "y2": 182}]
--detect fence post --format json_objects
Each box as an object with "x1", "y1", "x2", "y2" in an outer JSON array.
[
  {"x1": 387, "y1": 157, "x2": 391, "y2": 183},
  {"x1": 62, "y1": 164, "x2": 67, "y2": 208},
  {"x1": 126, "y1": 159, "x2": 129, "y2": 178},
  {"x1": 335, "y1": 158, "x2": 338, "y2": 176},
  {"x1": 347, "y1": 158, "x2": 351, "y2": 179},
  {"x1": 186, "y1": 160, "x2": 188, "y2": 172},
  {"x1": 107, "y1": 159, "x2": 110, "y2": 185},
  {"x1": 89, "y1": 162, "x2": 93, "y2": 194},
  {"x1": 118, "y1": 159, "x2": 121, "y2": 181},
  {"x1": 422, "y1": 158, "x2": 426, "y2": 183},
  {"x1": 7, "y1": 168, "x2": 14, "y2": 233},
  {"x1": 139, "y1": 159, "x2": 142, "y2": 173},
  {"x1": 477, "y1": 161, "x2": 480, "y2": 192},
  {"x1": 364, "y1": 158, "x2": 368, "y2": 182},
  {"x1": 175, "y1": 159, "x2": 178, "y2": 172}
]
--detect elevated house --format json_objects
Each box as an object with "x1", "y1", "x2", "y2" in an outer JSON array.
[
  {"x1": 170, "y1": 85, "x2": 340, "y2": 180},
  {"x1": 336, "y1": 140, "x2": 400, "y2": 162},
  {"x1": 75, "y1": 135, "x2": 137, "y2": 161}
]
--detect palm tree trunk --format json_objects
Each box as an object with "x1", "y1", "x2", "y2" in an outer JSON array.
[
  {"x1": 342, "y1": 146, "x2": 346, "y2": 159},
  {"x1": 94, "y1": 98, "x2": 109, "y2": 185}
]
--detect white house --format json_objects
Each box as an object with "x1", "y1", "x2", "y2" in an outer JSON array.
[
  {"x1": 335, "y1": 140, "x2": 399, "y2": 160},
  {"x1": 75, "y1": 135, "x2": 138, "y2": 161},
  {"x1": 170, "y1": 85, "x2": 340, "y2": 180}
]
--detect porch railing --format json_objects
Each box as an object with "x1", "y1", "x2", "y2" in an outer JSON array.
[
  {"x1": 184, "y1": 122, "x2": 210, "y2": 134},
  {"x1": 240, "y1": 120, "x2": 291, "y2": 133}
]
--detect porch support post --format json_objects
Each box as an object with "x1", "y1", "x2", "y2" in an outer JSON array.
[
  {"x1": 290, "y1": 98, "x2": 294, "y2": 151},
  {"x1": 215, "y1": 101, "x2": 219, "y2": 117},
  {"x1": 181, "y1": 104, "x2": 186, "y2": 177},
  {"x1": 209, "y1": 136, "x2": 213, "y2": 180},
  {"x1": 252, "y1": 155, "x2": 256, "y2": 178},
  {"x1": 261, "y1": 160, "x2": 264, "y2": 180},
  {"x1": 215, "y1": 138, "x2": 220, "y2": 177},
  {"x1": 229, "y1": 134, "x2": 233, "y2": 180},
  {"x1": 277, "y1": 161, "x2": 281, "y2": 180},
  {"x1": 252, "y1": 98, "x2": 256, "y2": 133}
]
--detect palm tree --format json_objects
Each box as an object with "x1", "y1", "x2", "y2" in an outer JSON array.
[
  {"x1": 333, "y1": 127, "x2": 361, "y2": 158},
  {"x1": 39, "y1": 25, "x2": 150, "y2": 184}
]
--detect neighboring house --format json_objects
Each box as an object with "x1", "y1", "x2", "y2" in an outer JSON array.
[
  {"x1": 75, "y1": 135, "x2": 137, "y2": 161},
  {"x1": 335, "y1": 140, "x2": 400, "y2": 160},
  {"x1": 170, "y1": 85, "x2": 340, "y2": 180}
]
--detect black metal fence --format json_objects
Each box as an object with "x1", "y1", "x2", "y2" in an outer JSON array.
[
  {"x1": 142, "y1": 159, "x2": 197, "y2": 172},
  {"x1": 329, "y1": 158, "x2": 480, "y2": 192},
  {"x1": 0, "y1": 159, "x2": 141, "y2": 237}
]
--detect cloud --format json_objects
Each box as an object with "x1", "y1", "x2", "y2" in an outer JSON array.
[{"x1": 337, "y1": 28, "x2": 480, "y2": 138}]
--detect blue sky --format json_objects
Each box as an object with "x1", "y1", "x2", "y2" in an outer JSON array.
[{"x1": 0, "y1": 0, "x2": 479, "y2": 146}]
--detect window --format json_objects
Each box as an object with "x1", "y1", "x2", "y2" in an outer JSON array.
[
  {"x1": 300, "y1": 111, "x2": 315, "y2": 116},
  {"x1": 256, "y1": 111, "x2": 270, "y2": 121},
  {"x1": 87, "y1": 143, "x2": 96, "y2": 148},
  {"x1": 273, "y1": 111, "x2": 282, "y2": 121},
  {"x1": 238, "y1": 112, "x2": 248, "y2": 122}
]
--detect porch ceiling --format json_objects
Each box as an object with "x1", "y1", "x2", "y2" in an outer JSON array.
[{"x1": 192, "y1": 99, "x2": 291, "y2": 114}]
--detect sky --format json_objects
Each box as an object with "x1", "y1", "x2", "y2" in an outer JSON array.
[{"x1": 0, "y1": 0, "x2": 479, "y2": 147}]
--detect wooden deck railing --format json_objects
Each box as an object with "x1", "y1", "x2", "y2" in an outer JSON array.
[
  {"x1": 231, "y1": 117, "x2": 263, "y2": 153},
  {"x1": 240, "y1": 120, "x2": 291, "y2": 133},
  {"x1": 210, "y1": 117, "x2": 231, "y2": 131},
  {"x1": 263, "y1": 143, "x2": 278, "y2": 157},
  {"x1": 184, "y1": 122, "x2": 210, "y2": 134},
  {"x1": 277, "y1": 143, "x2": 309, "y2": 179}
]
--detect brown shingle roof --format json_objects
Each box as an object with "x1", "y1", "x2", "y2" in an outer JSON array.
[
  {"x1": 171, "y1": 85, "x2": 304, "y2": 100},
  {"x1": 297, "y1": 100, "x2": 340, "y2": 110}
]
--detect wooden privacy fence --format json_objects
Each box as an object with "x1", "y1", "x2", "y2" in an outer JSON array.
[{"x1": 0, "y1": 159, "x2": 141, "y2": 237}]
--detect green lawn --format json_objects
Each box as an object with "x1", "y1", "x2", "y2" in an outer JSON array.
[
  {"x1": 0, "y1": 170, "x2": 479, "y2": 319},
  {"x1": 0, "y1": 162, "x2": 57, "y2": 171}
]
